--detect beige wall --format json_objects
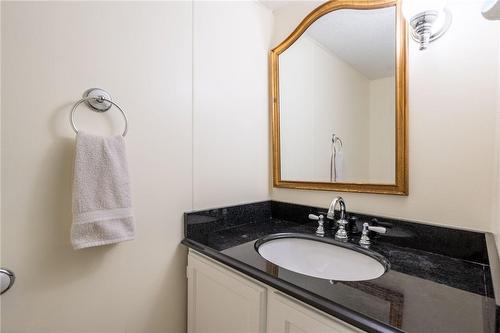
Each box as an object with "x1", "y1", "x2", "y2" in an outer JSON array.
[
  {"x1": 1, "y1": 2, "x2": 193, "y2": 332},
  {"x1": 271, "y1": 0, "x2": 499, "y2": 232},
  {"x1": 193, "y1": 1, "x2": 272, "y2": 210},
  {"x1": 279, "y1": 33, "x2": 396, "y2": 184},
  {"x1": 0, "y1": 1, "x2": 2, "y2": 329},
  {"x1": 1, "y1": 1, "x2": 272, "y2": 332},
  {"x1": 368, "y1": 76, "x2": 396, "y2": 183},
  {"x1": 280, "y1": 34, "x2": 370, "y2": 182},
  {"x1": 494, "y1": 23, "x2": 500, "y2": 252}
]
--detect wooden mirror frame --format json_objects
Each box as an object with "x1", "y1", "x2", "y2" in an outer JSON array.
[{"x1": 270, "y1": 0, "x2": 408, "y2": 196}]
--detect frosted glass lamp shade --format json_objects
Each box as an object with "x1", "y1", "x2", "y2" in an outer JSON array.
[{"x1": 483, "y1": 0, "x2": 500, "y2": 20}]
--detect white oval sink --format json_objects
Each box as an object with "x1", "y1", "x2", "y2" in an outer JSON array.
[{"x1": 256, "y1": 235, "x2": 388, "y2": 281}]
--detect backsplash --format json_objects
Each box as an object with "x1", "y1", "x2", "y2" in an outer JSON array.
[
  {"x1": 185, "y1": 201, "x2": 272, "y2": 244},
  {"x1": 185, "y1": 200, "x2": 488, "y2": 264}
]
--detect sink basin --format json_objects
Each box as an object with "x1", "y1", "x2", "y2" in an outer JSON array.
[{"x1": 255, "y1": 233, "x2": 389, "y2": 281}]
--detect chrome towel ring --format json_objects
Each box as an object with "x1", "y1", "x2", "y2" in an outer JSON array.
[
  {"x1": 70, "y1": 88, "x2": 128, "y2": 137},
  {"x1": 0, "y1": 268, "x2": 15, "y2": 295}
]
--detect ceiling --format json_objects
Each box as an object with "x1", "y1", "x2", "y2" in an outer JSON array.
[
  {"x1": 296, "y1": 7, "x2": 396, "y2": 80},
  {"x1": 259, "y1": 1, "x2": 306, "y2": 12}
]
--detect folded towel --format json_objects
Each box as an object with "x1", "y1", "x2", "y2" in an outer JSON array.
[
  {"x1": 71, "y1": 132, "x2": 135, "y2": 250},
  {"x1": 335, "y1": 150, "x2": 344, "y2": 181}
]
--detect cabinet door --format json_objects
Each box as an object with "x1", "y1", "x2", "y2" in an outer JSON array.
[
  {"x1": 267, "y1": 291, "x2": 364, "y2": 333},
  {"x1": 187, "y1": 250, "x2": 267, "y2": 333}
]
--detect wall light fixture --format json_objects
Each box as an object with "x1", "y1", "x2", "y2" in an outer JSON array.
[{"x1": 402, "y1": 0, "x2": 452, "y2": 50}]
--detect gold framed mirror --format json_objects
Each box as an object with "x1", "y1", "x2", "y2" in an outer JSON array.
[{"x1": 271, "y1": 0, "x2": 408, "y2": 195}]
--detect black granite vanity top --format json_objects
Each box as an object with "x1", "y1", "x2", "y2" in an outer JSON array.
[{"x1": 182, "y1": 201, "x2": 500, "y2": 333}]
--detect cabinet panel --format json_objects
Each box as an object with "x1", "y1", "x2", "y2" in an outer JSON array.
[
  {"x1": 267, "y1": 291, "x2": 364, "y2": 333},
  {"x1": 187, "y1": 251, "x2": 267, "y2": 333}
]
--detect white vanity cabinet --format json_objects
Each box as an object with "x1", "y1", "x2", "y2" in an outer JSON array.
[
  {"x1": 187, "y1": 249, "x2": 364, "y2": 333},
  {"x1": 267, "y1": 291, "x2": 364, "y2": 333},
  {"x1": 187, "y1": 250, "x2": 267, "y2": 333}
]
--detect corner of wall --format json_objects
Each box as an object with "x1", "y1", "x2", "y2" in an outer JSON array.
[{"x1": 491, "y1": 22, "x2": 500, "y2": 253}]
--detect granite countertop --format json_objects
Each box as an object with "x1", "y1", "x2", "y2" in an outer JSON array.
[{"x1": 182, "y1": 201, "x2": 499, "y2": 333}]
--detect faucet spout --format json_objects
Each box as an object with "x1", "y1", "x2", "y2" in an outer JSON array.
[
  {"x1": 327, "y1": 196, "x2": 346, "y2": 220},
  {"x1": 327, "y1": 196, "x2": 349, "y2": 240}
]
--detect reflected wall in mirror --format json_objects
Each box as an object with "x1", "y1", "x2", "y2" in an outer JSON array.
[{"x1": 271, "y1": 0, "x2": 408, "y2": 195}]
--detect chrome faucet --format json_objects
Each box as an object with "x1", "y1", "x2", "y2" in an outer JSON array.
[{"x1": 327, "y1": 196, "x2": 349, "y2": 240}]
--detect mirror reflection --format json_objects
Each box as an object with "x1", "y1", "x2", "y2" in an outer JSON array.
[{"x1": 279, "y1": 7, "x2": 396, "y2": 184}]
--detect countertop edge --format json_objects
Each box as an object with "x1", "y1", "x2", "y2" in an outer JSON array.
[
  {"x1": 486, "y1": 233, "x2": 500, "y2": 305},
  {"x1": 182, "y1": 238, "x2": 403, "y2": 333}
]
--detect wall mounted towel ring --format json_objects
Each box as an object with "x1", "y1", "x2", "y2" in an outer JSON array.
[
  {"x1": 70, "y1": 88, "x2": 128, "y2": 137},
  {"x1": 330, "y1": 134, "x2": 343, "y2": 182},
  {"x1": 332, "y1": 134, "x2": 343, "y2": 151}
]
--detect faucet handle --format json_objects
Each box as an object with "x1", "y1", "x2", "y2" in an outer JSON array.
[
  {"x1": 359, "y1": 223, "x2": 371, "y2": 246},
  {"x1": 309, "y1": 214, "x2": 325, "y2": 236},
  {"x1": 359, "y1": 223, "x2": 387, "y2": 246},
  {"x1": 368, "y1": 225, "x2": 387, "y2": 234},
  {"x1": 308, "y1": 214, "x2": 320, "y2": 220}
]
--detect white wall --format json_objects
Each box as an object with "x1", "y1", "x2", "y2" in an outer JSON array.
[
  {"x1": 280, "y1": 34, "x2": 370, "y2": 182},
  {"x1": 1, "y1": 1, "x2": 272, "y2": 332},
  {"x1": 272, "y1": 0, "x2": 499, "y2": 232},
  {"x1": 368, "y1": 76, "x2": 396, "y2": 183},
  {"x1": 193, "y1": 1, "x2": 272, "y2": 210}
]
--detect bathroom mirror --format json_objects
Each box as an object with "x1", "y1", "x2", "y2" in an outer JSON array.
[{"x1": 271, "y1": 0, "x2": 408, "y2": 195}]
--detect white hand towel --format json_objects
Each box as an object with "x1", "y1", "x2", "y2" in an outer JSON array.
[
  {"x1": 71, "y1": 132, "x2": 135, "y2": 250},
  {"x1": 335, "y1": 150, "x2": 344, "y2": 182}
]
